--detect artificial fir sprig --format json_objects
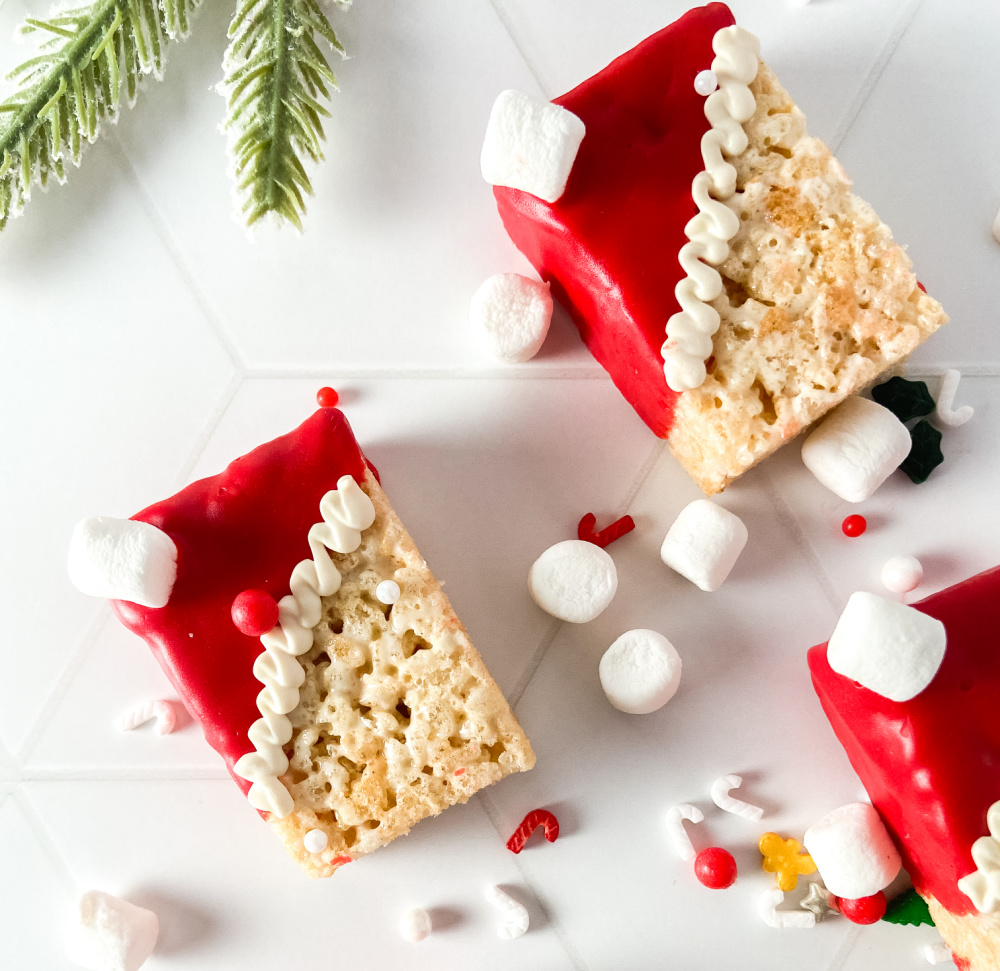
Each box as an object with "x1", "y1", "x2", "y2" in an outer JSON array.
[
  {"x1": 0, "y1": 0, "x2": 200, "y2": 230},
  {"x1": 220, "y1": 0, "x2": 349, "y2": 229}
]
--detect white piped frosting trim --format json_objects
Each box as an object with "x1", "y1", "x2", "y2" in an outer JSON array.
[
  {"x1": 233, "y1": 475, "x2": 376, "y2": 817},
  {"x1": 957, "y1": 801, "x2": 1000, "y2": 913},
  {"x1": 661, "y1": 25, "x2": 760, "y2": 393}
]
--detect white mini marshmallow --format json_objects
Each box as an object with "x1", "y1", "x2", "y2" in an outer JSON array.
[
  {"x1": 481, "y1": 89, "x2": 585, "y2": 203},
  {"x1": 599, "y1": 629, "x2": 682, "y2": 714},
  {"x1": 828, "y1": 591, "x2": 946, "y2": 702},
  {"x1": 399, "y1": 908, "x2": 432, "y2": 943},
  {"x1": 803, "y1": 803, "x2": 901, "y2": 899},
  {"x1": 66, "y1": 890, "x2": 159, "y2": 971},
  {"x1": 528, "y1": 539, "x2": 617, "y2": 623},
  {"x1": 881, "y1": 555, "x2": 924, "y2": 595},
  {"x1": 925, "y1": 941, "x2": 953, "y2": 965},
  {"x1": 68, "y1": 517, "x2": 178, "y2": 608},
  {"x1": 659, "y1": 499, "x2": 748, "y2": 592},
  {"x1": 471, "y1": 273, "x2": 553, "y2": 363},
  {"x1": 801, "y1": 396, "x2": 911, "y2": 503}
]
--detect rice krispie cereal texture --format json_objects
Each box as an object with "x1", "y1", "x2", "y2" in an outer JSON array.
[
  {"x1": 269, "y1": 470, "x2": 535, "y2": 877},
  {"x1": 927, "y1": 900, "x2": 1000, "y2": 971},
  {"x1": 668, "y1": 63, "x2": 948, "y2": 495}
]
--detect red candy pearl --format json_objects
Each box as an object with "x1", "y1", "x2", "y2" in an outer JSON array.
[
  {"x1": 316, "y1": 387, "x2": 339, "y2": 408},
  {"x1": 841, "y1": 515, "x2": 867, "y2": 538},
  {"x1": 834, "y1": 891, "x2": 887, "y2": 925},
  {"x1": 231, "y1": 589, "x2": 279, "y2": 636},
  {"x1": 693, "y1": 847, "x2": 738, "y2": 889}
]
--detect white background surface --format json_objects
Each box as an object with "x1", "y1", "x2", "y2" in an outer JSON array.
[{"x1": 1, "y1": 0, "x2": 998, "y2": 968}]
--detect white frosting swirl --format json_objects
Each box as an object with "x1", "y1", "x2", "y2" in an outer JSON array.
[
  {"x1": 661, "y1": 25, "x2": 760, "y2": 393},
  {"x1": 234, "y1": 474, "x2": 376, "y2": 817}
]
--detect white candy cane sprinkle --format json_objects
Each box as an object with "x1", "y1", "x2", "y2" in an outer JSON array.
[
  {"x1": 665, "y1": 803, "x2": 704, "y2": 861},
  {"x1": 757, "y1": 888, "x2": 816, "y2": 928},
  {"x1": 711, "y1": 774, "x2": 764, "y2": 821},
  {"x1": 934, "y1": 369, "x2": 974, "y2": 428},
  {"x1": 116, "y1": 699, "x2": 178, "y2": 735},
  {"x1": 485, "y1": 885, "x2": 529, "y2": 940}
]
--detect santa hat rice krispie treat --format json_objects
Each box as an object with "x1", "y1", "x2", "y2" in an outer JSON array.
[
  {"x1": 69, "y1": 402, "x2": 534, "y2": 876},
  {"x1": 809, "y1": 567, "x2": 1000, "y2": 970},
  {"x1": 482, "y1": 3, "x2": 947, "y2": 494}
]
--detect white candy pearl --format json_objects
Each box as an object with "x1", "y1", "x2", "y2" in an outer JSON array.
[
  {"x1": 376, "y1": 580, "x2": 401, "y2": 605},
  {"x1": 694, "y1": 69, "x2": 718, "y2": 96},
  {"x1": 881, "y1": 555, "x2": 924, "y2": 595},
  {"x1": 303, "y1": 829, "x2": 329, "y2": 854}
]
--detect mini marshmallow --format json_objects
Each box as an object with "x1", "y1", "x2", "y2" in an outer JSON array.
[
  {"x1": 659, "y1": 499, "x2": 748, "y2": 592},
  {"x1": 481, "y1": 89, "x2": 586, "y2": 203},
  {"x1": 66, "y1": 890, "x2": 159, "y2": 971},
  {"x1": 599, "y1": 629, "x2": 682, "y2": 714},
  {"x1": 528, "y1": 539, "x2": 617, "y2": 623},
  {"x1": 828, "y1": 591, "x2": 946, "y2": 702},
  {"x1": 68, "y1": 517, "x2": 178, "y2": 608},
  {"x1": 925, "y1": 941, "x2": 953, "y2": 965},
  {"x1": 471, "y1": 273, "x2": 553, "y2": 363},
  {"x1": 399, "y1": 908, "x2": 432, "y2": 943},
  {"x1": 881, "y1": 555, "x2": 923, "y2": 595},
  {"x1": 801, "y1": 396, "x2": 911, "y2": 503},
  {"x1": 803, "y1": 803, "x2": 901, "y2": 899}
]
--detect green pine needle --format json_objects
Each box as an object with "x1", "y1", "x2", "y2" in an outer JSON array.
[
  {"x1": 220, "y1": 0, "x2": 349, "y2": 229},
  {"x1": 0, "y1": 0, "x2": 200, "y2": 230}
]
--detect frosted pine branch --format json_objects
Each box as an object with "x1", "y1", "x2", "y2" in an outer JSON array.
[
  {"x1": 220, "y1": 0, "x2": 349, "y2": 230},
  {"x1": 0, "y1": 0, "x2": 201, "y2": 230}
]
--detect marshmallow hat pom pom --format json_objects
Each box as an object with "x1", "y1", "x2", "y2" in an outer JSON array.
[
  {"x1": 66, "y1": 890, "x2": 159, "y2": 971},
  {"x1": 68, "y1": 517, "x2": 178, "y2": 608}
]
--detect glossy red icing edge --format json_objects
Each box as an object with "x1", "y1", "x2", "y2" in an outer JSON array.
[
  {"x1": 113, "y1": 407, "x2": 369, "y2": 811},
  {"x1": 493, "y1": 3, "x2": 736, "y2": 437},
  {"x1": 808, "y1": 566, "x2": 1000, "y2": 915}
]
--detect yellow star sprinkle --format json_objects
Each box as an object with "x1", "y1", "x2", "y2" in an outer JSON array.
[{"x1": 759, "y1": 832, "x2": 817, "y2": 892}]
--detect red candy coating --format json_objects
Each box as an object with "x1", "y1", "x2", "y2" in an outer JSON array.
[
  {"x1": 694, "y1": 847, "x2": 738, "y2": 889},
  {"x1": 231, "y1": 589, "x2": 280, "y2": 636},
  {"x1": 809, "y1": 565, "x2": 1000, "y2": 914},
  {"x1": 316, "y1": 386, "x2": 339, "y2": 407},
  {"x1": 833, "y1": 892, "x2": 887, "y2": 925},
  {"x1": 841, "y1": 514, "x2": 867, "y2": 538},
  {"x1": 507, "y1": 809, "x2": 560, "y2": 853},
  {"x1": 113, "y1": 408, "x2": 372, "y2": 812},
  {"x1": 578, "y1": 512, "x2": 636, "y2": 548},
  {"x1": 494, "y1": 4, "x2": 735, "y2": 437}
]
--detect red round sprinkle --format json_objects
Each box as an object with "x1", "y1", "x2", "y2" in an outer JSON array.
[
  {"x1": 316, "y1": 386, "x2": 339, "y2": 408},
  {"x1": 231, "y1": 589, "x2": 280, "y2": 636},
  {"x1": 693, "y1": 847, "x2": 738, "y2": 889},
  {"x1": 833, "y1": 891, "x2": 886, "y2": 925},
  {"x1": 841, "y1": 514, "x2": 867, "y2": 538}
]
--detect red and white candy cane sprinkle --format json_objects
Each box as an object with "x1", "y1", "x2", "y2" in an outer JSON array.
[
  {"x1": 116, "y1": 699, "x2": 178, "y2": 735},
  {"x1": 577, "y1": 512, "x2": 636, "y2": 548},
  {"x1": 506, "y1": 809, "x2": 559, "y2": 853},
  {"x1": 666, "y1": 803, "x2": 704, "y2": 862},
  {"x1": 711, "y1": 774, "x2": 764, "y2": 821}
]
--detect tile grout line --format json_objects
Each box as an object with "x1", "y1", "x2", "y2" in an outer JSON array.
[
  {"x1": 821, "y1": 922, "x2": 865, "y2": 971},
  {"x1": 13, "y1": 608, "x2": 116, "y2": 767},
  {"x1": 171, "y1": 371, "x2": 245, "y2": 490},
  {"x1": 757, "y1": 467, "x2": 842, "y2": 617},
  {"x1": 474, "y1": 790, "x2": 591, "y2": 971},
  {"x1": 829, "y1": 0, "x2": 927, "y2": 153},
  {"x1": 11, "y1": 787, "x2": 79, "y2": 895},
  {"x1": 18, "y1": 769, "x2": 231, "y2": 781},
  {"x1": 244, "y1": 365, "x2": 609, "y2": 380},
  {"x1": 103, "y1": 132, "x2": 246, "y2": 372},
  {"x1": 483, "y1": 0, "x2": 552, "y2": 98}
]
